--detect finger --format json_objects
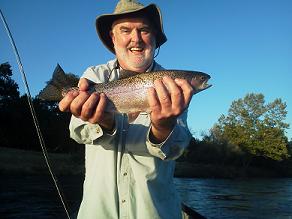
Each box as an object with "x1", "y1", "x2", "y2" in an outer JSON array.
[
  {"x1": 175, "y1": 78, "x2": 194, "y2": 108},
  {"x1": 88, "y1": 93, "x2": 107, "y2": 123},
  {"x1": 154, "y1": 79, "x2": 171, "y2": 110},
  {"x1": 80, "y1": 92, "x2": 100, "y2": 121},
  {"x1": 78, "y1": 78, "x2": 90, "y2": 91},
  {"x1": 58, "y1": 90, "x2": 79, "y2": 112},
  {"x1": 70, "y1": 91, "x2": 90, "y2": 117},
  {"x1": 162, "y1": 76, "x2": 183, "y2": 112},
  {"x1": 147, "y1": 87, "x2": 161, "y2": 114}
]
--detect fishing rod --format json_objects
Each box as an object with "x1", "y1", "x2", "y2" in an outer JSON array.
[{"x1": 0, "y1": 9, "x2": 71, "y2": 219}]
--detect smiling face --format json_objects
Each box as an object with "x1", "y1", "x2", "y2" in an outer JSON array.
[{"x1": 110, "y1": 16, "x2": 157, "y2": 72}]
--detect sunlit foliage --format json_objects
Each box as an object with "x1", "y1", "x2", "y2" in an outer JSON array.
[{"x1": 210, "y1": 93, "x2": 289, "y2": 161}]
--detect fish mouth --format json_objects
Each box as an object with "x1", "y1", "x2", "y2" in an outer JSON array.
[
  {"x1": 191, "y1": 76, "x2": 212, "y2": 91},
  {"x1": 202, "y1": 80, "x2": 212, "y2": 90},
  {"x1": 201, "y1": 76, "x2": 212, "y2": 89}
]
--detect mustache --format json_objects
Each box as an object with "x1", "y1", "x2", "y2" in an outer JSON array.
[{"x1": 127, "y1": 44, "x2": 145, "y2": 49}]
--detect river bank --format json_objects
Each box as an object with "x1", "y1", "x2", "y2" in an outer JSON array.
[
  {"x1": 0, "y1": 147, "x2": 84, "y2": 176},
  {"x1": 0, "y1": 147, "x2": 289, "y2": 178}
]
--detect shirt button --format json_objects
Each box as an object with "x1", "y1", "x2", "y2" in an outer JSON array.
[
  {"x1": 122, "y1": 199, "x2": 126, "y2": 203},
  {"x1": 123, "y1": 172, "x2": 127, "y2": 176},
  {"x1": 96, "y1": 127, "x2": 100, "y2": 133}
]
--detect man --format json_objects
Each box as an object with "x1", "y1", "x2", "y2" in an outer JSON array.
[{"x1": 59, "y1": 0, "x2": 193, "y2": 218}]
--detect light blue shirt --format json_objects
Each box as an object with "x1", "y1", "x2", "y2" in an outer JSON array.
[{"x1": 70, "y1": 59, "x2": 192, "y2": 219}]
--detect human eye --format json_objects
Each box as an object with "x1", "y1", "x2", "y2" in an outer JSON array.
[
  {"x1": 140, "y1": 25, "x2": 153, "y2": 35},
  {"x1": 120, "y1": 27, "x2": 130, "y2": 34},
  {"x1": 140, "y1": 27, "x2": 150, "y2": 34}
]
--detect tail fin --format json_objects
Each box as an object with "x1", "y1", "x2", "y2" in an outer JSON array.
[{"x1": 38, "y1": 64, "x2": 79, "y2": 101}]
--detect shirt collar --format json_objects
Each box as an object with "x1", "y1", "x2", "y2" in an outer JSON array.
[{"x1": 116, "y1": 60, "x2": 155, "y2": 73}]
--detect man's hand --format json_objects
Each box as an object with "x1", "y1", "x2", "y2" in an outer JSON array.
[
  {"x1": 58, "y1": 78, "x2": 115, "y2": 131},
  {"x1": 147, "y1": 76, "x2": 193, "y2": 143}
]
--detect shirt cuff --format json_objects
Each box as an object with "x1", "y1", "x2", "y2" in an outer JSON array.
[
  {"x1": 69, "y1": 116, "x2": 117, "y2": 145},
  {"x1": 146, "y1": 123, "x2": 191, "y2": 160},
  {"x1": 84, "y1": 121, "x2": 118, "y2": 144}
]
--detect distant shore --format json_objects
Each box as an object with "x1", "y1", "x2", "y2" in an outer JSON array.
[
  {"x1": 0, "y1": 147, "x2": 288, "y2": 178},
  {"x1": 0, "y1": 147, "x2": 84, "y2": 176}
]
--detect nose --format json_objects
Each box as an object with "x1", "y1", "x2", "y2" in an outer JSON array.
[{"x1": 131, "y1": 29, "x2": 142, "y2": 43}]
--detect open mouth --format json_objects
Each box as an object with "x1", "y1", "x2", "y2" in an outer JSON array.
[
  {"x1": 191, "y1": 76, "x2": 212, "y2": 91},
  {"x1": 203, "y1": 80, "x2": 211, "y2": 89},
  {"x1": 129, "y1": 47, "x2": 144, "y2": 54}
]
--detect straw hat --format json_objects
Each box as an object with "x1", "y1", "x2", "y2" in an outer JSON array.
[{"x1": 95, "y1": 0, "x2": 167, "y2": 53}]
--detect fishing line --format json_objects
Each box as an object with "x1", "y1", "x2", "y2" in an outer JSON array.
[{"x1": 0, "y1": 9, "x2": 71, "y2": 219}]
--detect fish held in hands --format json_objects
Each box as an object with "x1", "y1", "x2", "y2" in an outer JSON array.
[{"x1": 38, "y1": 64, "x2": 212, "y2": 113}]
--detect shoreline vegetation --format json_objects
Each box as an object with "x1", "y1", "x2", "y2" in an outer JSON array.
[{"x1": 1, "y1": 147, "x2": 291, "y2": 178}]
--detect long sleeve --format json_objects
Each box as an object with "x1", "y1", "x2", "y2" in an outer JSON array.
[
  {"x1": 68, "y1": 59, "x2": 120, "y2": 148},
  {"x1": 74, "y1": 60, "x2": 187, "y2": 219},
  {"x1": 69, "y1": 115, "x2": 120, "y2": 148},
  {"x1": 146, "y1": 110, "x2": 192, "y2": 160}
]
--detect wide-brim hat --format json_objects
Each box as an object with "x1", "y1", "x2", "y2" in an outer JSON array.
[{"x1": 96, "y1": 0, "x2": 167, "y2": 54}]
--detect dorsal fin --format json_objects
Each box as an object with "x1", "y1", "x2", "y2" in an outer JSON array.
[
  {"x1": 38, "y1": 64, "x2": 79, "y2": 101},
  {"x1": 50, "y1": 64, "x2": 79, "y2": 89}
]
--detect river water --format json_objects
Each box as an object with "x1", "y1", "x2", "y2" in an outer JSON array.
[
  {"x1": 175, "y1": 178, "x2": 292, "y2": 219},
  {"x1": 1, "y1": 175, "x2": 292, "y2": 219}
]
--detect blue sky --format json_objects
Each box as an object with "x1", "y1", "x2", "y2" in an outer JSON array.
[{"x1": 1, "y1": 0, "x2": 291, "y2": 140}]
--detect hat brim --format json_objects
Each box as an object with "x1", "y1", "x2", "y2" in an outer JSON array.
[{"x1": 95, "y1": 4, "x2": 167, "y2": 54}]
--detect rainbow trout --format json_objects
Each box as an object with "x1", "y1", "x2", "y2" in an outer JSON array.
[{"x1": 38, "y1": 64, "x2": 211, "y2": 113}]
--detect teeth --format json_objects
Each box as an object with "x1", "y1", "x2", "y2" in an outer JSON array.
[{"x1": 130, "y1": 47, "x2": 143, "y2": 52}]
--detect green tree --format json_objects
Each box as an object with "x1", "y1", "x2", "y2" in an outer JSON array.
[
  {"x1": 0, "y1": 62, "x2": 20, "y2": 146},
  {"x1": 210, "y1": 93, "x2": 289, "y2": 166},
  {"x1": 0, "y1": 62, "x2": 19, "y2": 101}
]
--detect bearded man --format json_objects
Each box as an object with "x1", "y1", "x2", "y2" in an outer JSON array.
[{"x1": 59, "y1": 1, "x2": 194, "y2": 218}]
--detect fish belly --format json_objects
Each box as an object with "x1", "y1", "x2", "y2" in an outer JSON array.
[{"x1": 104, "y1": 86, "x2": 150, "y2": 113}]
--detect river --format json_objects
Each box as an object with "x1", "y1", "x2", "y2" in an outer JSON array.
[
  {"x1": 1, "y1": 175, "x2": 292, "y2": 219},
  {"x1": 175, "y1": 178, "x2": 292, "y2": 219}
]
